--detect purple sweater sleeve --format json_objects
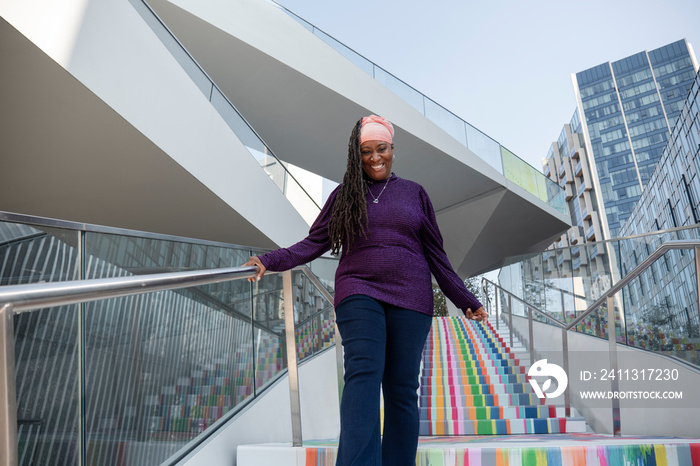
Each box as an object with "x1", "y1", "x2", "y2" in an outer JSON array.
[
  {"x1": 418, "y1": 187, "x2": 483, "y2": 314},
  {"x1": 257, "y1": 188, "x2": 338, "y2": 271}
]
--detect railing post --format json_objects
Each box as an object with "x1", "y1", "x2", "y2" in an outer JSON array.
[
  {"x1": 528, "y1": 307, "x2": 535, "y2": 364},
  {"x1": 562, "y1": 327, "x2": 571, "y2": 417},
  {"x1": 282, "y1": 271, "x2": 303, "y2": 446},
  {"x1": 508, "y1": 294, "x2": 513, "y2": 348},
  {"x1": 315, "y1": 313, "x2": 323, "y2": 353},
  {"x1": 560, "y1": 290, "x2": 567, "y2": 323},
  {"x1": 494, "y1": 283, "x2": 499, "y2": 330},
  {"x1": 695, "y1": 247, "x2": 700, "y2": 339},
  {"x1": 1, "y1": 303, "x2": 19, "y2": 466},
  {"x1": 334, "y1": 321, "x2": 344, "y2": 404},
  {"x1": 607, "y1": 295, "x2": 621, "y2": 436}
]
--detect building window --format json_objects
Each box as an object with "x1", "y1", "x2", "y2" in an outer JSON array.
[
  {"x1": 682, "y1": 175, "x2": 699, "y2": 223},
  {"x1": 667, "y1": 199, "x2": 678, "y2": 228}
]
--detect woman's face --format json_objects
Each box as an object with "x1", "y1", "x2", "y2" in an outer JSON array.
[{"x1": 360, "y1": 140, "x2": 394, "y2": 181}]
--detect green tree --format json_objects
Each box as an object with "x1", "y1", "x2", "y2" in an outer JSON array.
[
  {"x1": 433, "y1": 284, "x2": 448, "y2": 316},
  {"x1": 433, "y1": 274, "x2": 493, "y2": 317},
  {"x1": 464, "y1": 276, "x2": 481, "y2": 301}
]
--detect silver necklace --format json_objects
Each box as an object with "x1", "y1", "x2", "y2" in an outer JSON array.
[{"x1": 367, "y1": 174, "x2": 392, "y2": 204}]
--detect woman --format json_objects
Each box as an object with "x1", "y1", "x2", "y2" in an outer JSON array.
[{"x1": 244, "y1": 115, "x2": 487, "y2": 465}]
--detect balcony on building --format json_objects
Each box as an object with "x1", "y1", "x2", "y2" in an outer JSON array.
[
  {"x1": 569, "y1": 230, "x2": 579, "y2": 245},
  {"x1": 586, "y1": 225, "x2": 596, "y2": 240},
  {"x1": 565, "y1": 183, "x2": 574, "y2": 201},
  {"x1": 589, "y1": 243, "x2": 605, "y2": 260},
  {"x1": 578, "y1": 181, "x2": 587, "y2": 197},
  {"x1": 572, "y1": 256, "x2": 582, "y2": 270}
]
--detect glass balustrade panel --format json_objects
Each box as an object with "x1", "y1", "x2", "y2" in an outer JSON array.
[
  {"x1": 374, "y1": 67, "x2": 425, "y2": 114},
  {"x1": 309, "y1": 255, "x2": 339, "y2": 296},
  {"x1": 619, "y1": 250, "x2": 700, "y2": 365},
  {"x1": 2, "y1": 215, "x2": 344, "y2": 465},
  {"x1": 252, "y1": 271, "x2": 286, "y2": 393},
  {"x1": 501, "y1": 146, "x2": 541, "y2": 199},
  {"x1": 571, "y1": 304, "x2": 609, "y2": 340},
  {"x1": 79, "y1": 284, "x2": 254, "y2": 466},
  {"x1": 281, "y1": 163, "x2": 323, "y2": 225},
  {"x1": 1, "y1": 222, "x2": 82, "y2": 464},
  {"x1": 313, "y1": 29, "x2": 374, "y2": 76},
  {"x1": 14, "y1": 304, "x2": 79, "y2": 466},
  {"x1": 131, "y1": 0, "x2": 323, "y2": 225},
  {"x1": 465, "y1": 124, "x2": 502, "y2": 174},
  {"x1": 291, "y1": 270, "x2": 333, "y2": 362},
  {"x1": 78, "y1": 232, "x2": 258, "y2": 465},
  {"x1": 0, "y1": 222, "x2": 80, "y2": 285},
  {"x1": 424, "y1": 99, "x2": 467, "y2": 146},
  {"x1": 129, "y1": 0, "x2": 212, "y2": 99},
  {"x1": 210, "y1": 88, "x2": 320, "y2": 224}
]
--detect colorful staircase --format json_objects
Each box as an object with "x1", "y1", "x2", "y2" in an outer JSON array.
[
  {"x1": 237, "y1": 313, "x2": 700, "y2": 465},
  {"x1": 419, "y1": 316, "x2": 586, "y2": 435}
]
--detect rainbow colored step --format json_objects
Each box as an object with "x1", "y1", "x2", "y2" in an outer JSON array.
[
  {"x1": 419, "y1": 316, "x2": 586, "y2": 436},
  {"x1": 247, "y1": 434, "x2": 700, "y2": 466}
]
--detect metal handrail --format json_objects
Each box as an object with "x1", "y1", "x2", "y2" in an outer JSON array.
[
  {"x1": 521, "y1": 277, "x2": 587, "y2": 302},
  {"x1": 0, "y1": 266, "x2": 258, "y2": 313},
  {"x1": 566, "y1": 240, "x2": 700, "y2": 330},
  {"x1": 1, "y1": 264, "x2": 340, "y2": 465},
  {"x1": 504, "y1": 221, "x2": 700, "y2": 257},
  {"x1": 482, "y1": 279, "x2": 568, "y2": 329},
  {"x1": 481, "y1": 239, "x2": 700, "y2": 437}
]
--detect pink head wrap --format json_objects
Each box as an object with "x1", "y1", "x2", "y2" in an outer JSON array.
[{"x1": 360, "y1": 115, "x2": 394, "y2": 144}]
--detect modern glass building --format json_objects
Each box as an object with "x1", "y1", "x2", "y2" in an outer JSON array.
[
  {"x1": 620, "y1": 70, "x2": 700, "y2": 237},
  {"x1": 572, "y1": 39, "x2": 699, "y2": 239},
  {"x1": 501, "y1": 70, "x2": 700, "y2": 386},
  {"x1": 541, "y1": 109, "x2": 607, "y2": 283},
  {"x1": 543, "y1": 109, "x2": 604, "y2": 246}
]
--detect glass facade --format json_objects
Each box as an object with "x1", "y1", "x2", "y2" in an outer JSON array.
[
  {"x1": 574, "y1": 40, "x2": 698, "y2": 238},
  {"x1": 621, "y1": 70, "x2": 700, "y2": 237}
]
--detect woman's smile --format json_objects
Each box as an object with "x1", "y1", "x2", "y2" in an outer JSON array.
[{"x1": 361, "y1": 140, "x2": 393, "y2": 181}]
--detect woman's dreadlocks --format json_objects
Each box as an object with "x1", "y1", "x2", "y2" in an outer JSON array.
[{"x1": 328, "y1": 119, "x2": 368, "y2": 255}]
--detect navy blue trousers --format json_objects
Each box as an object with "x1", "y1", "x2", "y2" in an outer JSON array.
[{"x1": 335, "y1": 295, "x2": 432, "y2": 466}]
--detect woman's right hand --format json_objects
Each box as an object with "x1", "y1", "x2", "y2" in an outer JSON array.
[{"x1": 243, "y1": 256, "x2": 267, "y2": 282}]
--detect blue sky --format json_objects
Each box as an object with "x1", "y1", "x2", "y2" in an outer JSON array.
[{"x1": 275, "y1": 0, "x2": 700, "y2": 172}]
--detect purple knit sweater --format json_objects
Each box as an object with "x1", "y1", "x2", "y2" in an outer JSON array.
[{"x1": 259, "y1": 174, "x2": 482, "y2": 316}]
